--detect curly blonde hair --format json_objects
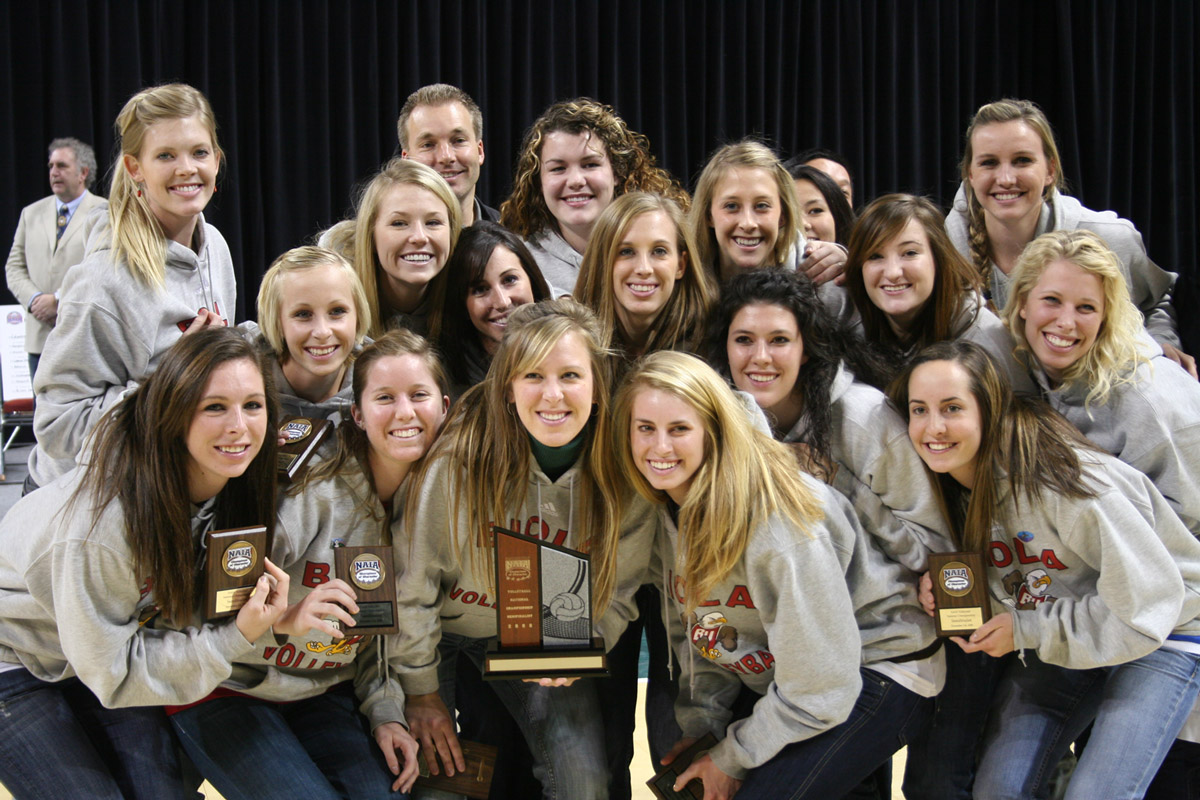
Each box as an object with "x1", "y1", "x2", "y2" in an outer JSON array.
[
  {"x1": 1004, "y1": 230, "x2": 1148, "y2": 407},
  {"x1": 499, "y1": 98, "x2": 689, "y2": 238}
]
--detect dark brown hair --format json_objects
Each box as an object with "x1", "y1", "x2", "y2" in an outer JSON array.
[
  {"x1": 887, "y1": 340, "x2": 1096, "y2": 551},
  {"x1": 845, "y1": 194, "x2": 982, "y2": 374},
  {"x1": 75, "y1": 327, "x2": 279, "y2": 623}
]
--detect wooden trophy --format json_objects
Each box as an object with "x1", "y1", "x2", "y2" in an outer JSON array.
[
  {"x1": 333, "y1": 545, "x2": 398, "y2": 635},
  {"x1": 277, "y1": 416, "x2": 332, "y2": 481},
  {"x1": 413, "y1": 740, "x2": 498, "y2": 800},
  {"x1": 205, "y1": 526, "x2": 268, "y2": 619},
  {"x1": 484, "y1": 527, "x2": 608, "y2": 679},
  {"x1": 646, "y1": 733, "x2": 719, "y2": 800},
  {"x1": 928, "y1": 551, "x2": 992, "y2": 637}
]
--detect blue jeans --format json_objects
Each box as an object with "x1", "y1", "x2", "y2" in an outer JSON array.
[
  {"x1": 735, "y1": 667, "x2": 933, "y2": 800},
  {"x1": 902, "y1": 646, "x2": 1011, "y2": 799},
  {"x1": 171, "y1": 684, "x2": 405, "y2": 800},
  {"x1": 434, "y1": 632, "x2": 609, "y2": 800},
  {"x1": 975, "y1": 648, "x2": 1200, "y2": 800},
  {"x1": 451, "y1": 650, "x2": 541, "y2": 798},
  {"x1": 600, "y1": 585, "x2": 680, "y2": 800},
  {"x1": 0, "y1": 667, "x2": 190, "y2": 799}
]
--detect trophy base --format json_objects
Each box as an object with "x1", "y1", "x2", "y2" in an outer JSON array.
[{"x1": 483, "y1": 637, "x2": 609, "y2": 680}]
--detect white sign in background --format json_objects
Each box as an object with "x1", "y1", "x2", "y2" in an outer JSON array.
[{"x1": 0, "y1": 305, "x2": 33, "y2": 401}]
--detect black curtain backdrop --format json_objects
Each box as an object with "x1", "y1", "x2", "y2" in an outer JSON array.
[{"x1": 2, "y1": 1, "x2": 1196, "y2": 350}]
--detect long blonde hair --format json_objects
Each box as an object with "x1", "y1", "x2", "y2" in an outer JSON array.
[
  {"x1": 612, "y1": 351, "x2": 822, "y2": 613},
  {"x1": 350, "y1": 158, "x2": 463, "y2": 338},
  {"x1": 110, "y1": 83, "x2": 223, "y2": 286},
  {"x1": 1004, "y1": 230, "x2": 1148, "y2": 406},
  {"x1": 689, "y1": 140, "x2": 801, "y2": 282},
  {"x1": 407, "y1": 298, "x2": 623, "y2": 611},
  {"x1": 575, "y1": 192, "x2": 715, "y2": 357},
  {"x1": 960, "y1": 98, "x2": 1065, "y2": 290}
]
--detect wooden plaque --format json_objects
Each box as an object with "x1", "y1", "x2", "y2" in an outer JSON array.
[
  {"x1": 413, "y1": 739, "x2": 497, "y2": 800},
  {"x1": 495, "y1": 529, "x2": 542, "y2": 648},
  {"x1": 205, "y1": 526, "x2": 268, "y2": 620},
  {"x1": 646, "y1": 733, "x2": 718, "y2": 800},
  {"x1": 334, "y1": 545, "x2": 398, "y2": 635},
  {"x1": 929, "y1": 551, "x2": 992, "y2": 637},
  {"x1": 486, "y1": 527, "x2": 608, "y2": 680},
  {"x1": 276, "y1": 416, "x2": 332, "y2": 480}
]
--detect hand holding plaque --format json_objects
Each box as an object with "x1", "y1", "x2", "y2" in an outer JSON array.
[
  {"x1": 205, "y1": 526, "x2": 268, "y2": 619},
  {"x1": 333, "y1": 544, "x2": 398, "y2": 635},
  {"x1": 484, "y1": 527, "x2": 608, "y2": 679},
  {"x1": 647, "y1": 734, "x2": 719, "y2": 800},
  {"x1": 277, "y1": 415, "x2": 332, "y2": 480},
  {"x1": 928, "y1": 551, "x2": 992, "y2": 637}
]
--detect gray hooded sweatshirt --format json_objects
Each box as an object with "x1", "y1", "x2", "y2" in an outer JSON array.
[
  {"x1": 946, "y1": 185, "x2": 1179, "y2": 347},
  {"x1": 29, "y1": 217, "x2": 237, "y2": 484},
  {"x1": 0, "y1": 469, "x2": 255, "y2": 707},
  {"x1": 524, "y1": 229, "x2": 583, "y2": 296},
  {"x1": 654, "y1": 475, "x2": 940, "y2": 779},
  {"x1": 778, "y1": 364, "x2": 954, "y2": 572},
  {"x1": 1028, "y1": 344, "x2": 1200, "y2": 537},
  {"x1": 988, "y1": 451, "x2": 1200, "y2": 669},
  {"x1": 391, "y1": 451, "x2": 658, "y2": 696},
  {"x1": 214, "y1": 459, "x2": 407, "y2": 730}
]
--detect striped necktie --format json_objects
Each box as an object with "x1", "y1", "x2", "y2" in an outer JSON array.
[{"x1": 56, "y1": 206, "x2": 68, "y2": 241}]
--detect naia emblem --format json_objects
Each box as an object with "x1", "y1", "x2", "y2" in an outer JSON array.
[
  {"x1": 350, "y1": 554, "x2": 386, "y2": 591},
  {"x1": 281, "y1": 418, "x2": 314, "y2": 442},
  {"x1": 222, "y1": 540, "x2": 257, "y2": 577}
]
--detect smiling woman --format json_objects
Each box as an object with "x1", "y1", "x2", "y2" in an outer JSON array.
[
  {"x1": 170, "y1": 330, "x2": 451, "y2": 800},
  {"x1": 1003, "y1": 230, "x2": 1200, "y2": 540},
  {"x1": 329, "y1": 158, "x2": 462, "y2": 339},
  {"x1": 575, "y1": 192, "x2": 715, "y2": 361},
  {"x1": 609, "y1": 351, "x2": 941, "y2": 800},
  {"x1": 500, "y1": 98, "x2": 689, "y2": 293},
  {"x1": 889, "y1": 339, "x2": 1200, "y2": 800},
  {"x1": 843, "y1": 193, "x2": 1021, "y2": 390},
  {"x1": 434, "y1": 221, "x2": 552, "y2": 393},
  {"x1": 0, "y1": 327, "x2": 284, "y2": 799},
  {"x1": 249, "y1": 245, "x2": 372, "y2": 424},
  {"x1": 393, "y1": 298, "x2": 657, "y2": 800},
  {"x1": 28, "y1": 83, "x2": 239, "y2": 491}
]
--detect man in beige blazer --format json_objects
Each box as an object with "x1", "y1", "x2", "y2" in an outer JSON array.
[{"x1": 5, "y1": 138, "x2": 108, "y2": 378}]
